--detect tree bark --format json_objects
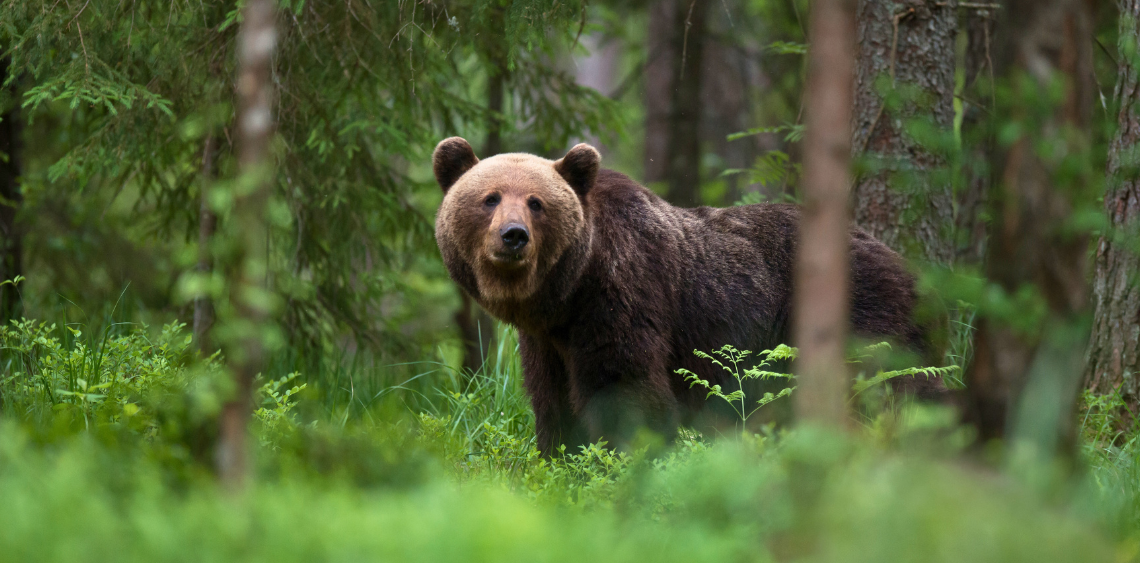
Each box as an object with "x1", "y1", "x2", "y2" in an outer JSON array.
[
  {"x1": 0, "y1": 56, "x2": 23, "y2": 324},
  {"x1": 218, "y1": 0, "x2": 278, "y2": 491},
  {"x1": 1085, "y1": 0, "x2": 1140, "y2": 425},
  {"x1": 794, "y1": 0, "x2": 857, "y2": 428},
  {"x1": 956, "y1": 6, "x2": 997, "y2": 265},
  {"x1": 194, "y1": 134, "x2": 218, "y2": 353},
  {"x1": 852, "y1": 0, "x2": 956, "y2": 263},
  {"x1": 965, "y1": 0, "x2": 1094, "y2": 450}
]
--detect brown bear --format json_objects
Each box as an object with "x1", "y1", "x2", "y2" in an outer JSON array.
[{"x1": 433, "y1": 137, "x2": 942, "y2": 455}]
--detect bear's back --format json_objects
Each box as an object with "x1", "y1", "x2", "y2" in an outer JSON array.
[
  {"x1": 577, "y1": 169, "x2": 920, "y2": 362},
  {"x1": 579, "y1": 171, "x2": 800, "y2": 352}
]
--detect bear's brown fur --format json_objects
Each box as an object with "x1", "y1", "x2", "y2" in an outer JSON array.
[{"x1": 434, "y1": 137, "x2": 942, "y2": 454}]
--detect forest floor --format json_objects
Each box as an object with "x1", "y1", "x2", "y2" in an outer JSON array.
[{"x1": 0, "y1": 319, "x2": 1136, "y2": 562}]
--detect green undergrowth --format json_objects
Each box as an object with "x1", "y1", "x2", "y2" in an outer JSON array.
[{"x1": 0, "y1": 319, "x2": 1138, "y2": 562}]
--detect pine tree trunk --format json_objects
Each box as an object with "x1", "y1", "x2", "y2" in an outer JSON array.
[
  {"x1": 0, "y1": 56, "x2": 22, "y2": 324},
  {"x1": 794, "y1": 0, "x2": 857, "y2": 428},
  {"x1": 956, "y1": 6, "x2": 997, "y2": 264},
  {"x1": 852, "y1": 0, "x2": 956, "y2": 263},
  {"x1": 1085, "y1": 0, "x2": 1140, "y2": 424},
  {"x1": 194, "y1": 134, "x2": 218, "y2": 353},
  {"x1": 218, "y1": 0, "x2": 278, "y2": 490},
  {"x1": 965, "y1": 0, "x2": 1093, "y2": 449}
]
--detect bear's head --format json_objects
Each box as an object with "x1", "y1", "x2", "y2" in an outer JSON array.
[{"x1": 433, "y1": 137, "x2": 600, "y2": 307}]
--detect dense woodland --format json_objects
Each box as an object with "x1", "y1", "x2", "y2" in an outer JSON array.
[{"x1": 2, "y1": 0, "x2": 1140, "y2": 561}]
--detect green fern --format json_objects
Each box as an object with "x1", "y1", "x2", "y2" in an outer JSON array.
[{"x1": 677, "y1": 344, "x2": 798, "y2": 428}]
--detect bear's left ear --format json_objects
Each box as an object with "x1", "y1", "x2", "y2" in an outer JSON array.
[
  {"x1": 554, "y1": 143, "x2": 601, "y2": 198},
  {"x1": 433, "y1": 137, "x2": 480, "y2": 194}
]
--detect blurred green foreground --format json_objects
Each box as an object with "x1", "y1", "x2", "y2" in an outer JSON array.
[{"x1": 0, "y1": 320, "x2": 1136, "y2": 563}]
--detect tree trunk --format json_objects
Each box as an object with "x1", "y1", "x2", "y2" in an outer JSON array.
[
  {"x1": 0, "y1": 56, "x2": 23, "y2": 324},
  {"x1": 663, "y1": 0, "x2": 710, "y2": 208},
  {"x1": 1085, "y1": 0, "x2": 1140, "y2": 425},
  {"x1": 965, "y1": 0, "x2": 1094, "y2": 451},
  {"x1": 194, "y1": 134, "x2": 218, "y2": 353},
  {"x1": 645, "y1": 0, "x2": 676, "y2": 185},
  {"x1": 851, "y1": 0, "x2": 956, "y2": 263},
  {"x1": 956, "y1": 5, "x2": 997, "y2": 265},
  {"x1": 644, "y1": 0, "x2": 710, "y2": 207},
  {"x1": 794, "y1": 0, "x2": 857, "y2": 428},
  {"x1": 218, "y1": 0, "x2": 278, "y2": 491}
]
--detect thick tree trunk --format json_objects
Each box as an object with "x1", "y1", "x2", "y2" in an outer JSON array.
[
  {"x1": 218, "y1": 0, "x2": 278, "y2": 490},
  {"x1": 794, "y1": 0, "x2": 856, "y2": 428},
  {"x1": 1085, "y1": 0, "x2": 1140, "y2": 425},
  {"x1": 956, "y1": 6, "x2": 997, "y2": 264},
  {"x1": 194, "y1": 134, "x2": 218, "y2": 353},
  {"x1": 966, "y1": 0, "x2": 1093, "y2": 450},
  {"x1": 852, "y1": 0, "x2": 956, "y2": 263},
  {"x1": 0, "y1": 56, "x2": 22, "y2": 324}
]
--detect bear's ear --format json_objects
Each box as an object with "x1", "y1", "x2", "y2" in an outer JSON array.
[
  {"x1": 433, "y1": 137, "x2": 480, "y2": 193},
  {"x1": 554, "y1": 143, "x2": 601, "y2": 198}
]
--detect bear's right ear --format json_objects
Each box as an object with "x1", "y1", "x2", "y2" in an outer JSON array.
[
  {"x1": 433, "y1": 137, "x2": 479, "y2": 194},
  {"x1": 554, "y1": 143, "x2": 601, "y2": 199}
]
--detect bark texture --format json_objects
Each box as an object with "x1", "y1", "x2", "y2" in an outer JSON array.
[
  {"x1": 0, "y1": 56, "x2": 22, "y2": 324},
  {"x1": 852, "y1": 0, "x2": 956, "y2": 263},
  {"x1": 218, "y1": 0, "x2": 278, "y2": 490},
  {"x1": 966, "y1": 0, "x2": 1094, "y2": 448},
  {"x1": 794, "y1": 0, "x2": 857, "y2": 427},
  {"x1": 1085, "y1": 0, "x2": 1140, "y2": 423}
]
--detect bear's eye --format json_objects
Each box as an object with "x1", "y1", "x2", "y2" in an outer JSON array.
[
  {"x1": 528, "y1": 198, "x2": 543, "y2": 212},
  {"x1": 484, "y1": 194, "x2": 501, "y2": 207}
]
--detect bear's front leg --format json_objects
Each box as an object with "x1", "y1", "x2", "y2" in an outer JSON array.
[
  {"x1": 569, "y1": 341, "x2": 681, "y2": 452},
  {"x1": 518, "y1": 332, "x2": 586, "y2": 456}
]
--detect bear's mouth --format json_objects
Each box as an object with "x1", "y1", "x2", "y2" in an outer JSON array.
[{"x1": 489, "y1": 251, "x2": 528, "y2": 266}]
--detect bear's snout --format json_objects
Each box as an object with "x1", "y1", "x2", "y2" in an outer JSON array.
[{"x1": 500, "y1": 223, "x2": 530, "y2": 252}]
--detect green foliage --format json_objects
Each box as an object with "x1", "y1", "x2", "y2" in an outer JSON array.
[
  {"x1": 0, "y1": 319, "x2": 303, "y2": 459},
  {"x1": 677, "y1": 344, "x2": 796, "y2": 427},
  {"x1": 678, "y1": 342, "x2": 961, "y2": 430},
  {"x1": 0, "y1": 319, "x2": 201, "y2": 425},
  {"x1": 0, "y1": 315, "x2": 1138, "y2": 560}
]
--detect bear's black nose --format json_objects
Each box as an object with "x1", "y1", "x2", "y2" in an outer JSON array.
[{"x1": 500, "y1": 224, "x2": 530, "y2": 251}]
